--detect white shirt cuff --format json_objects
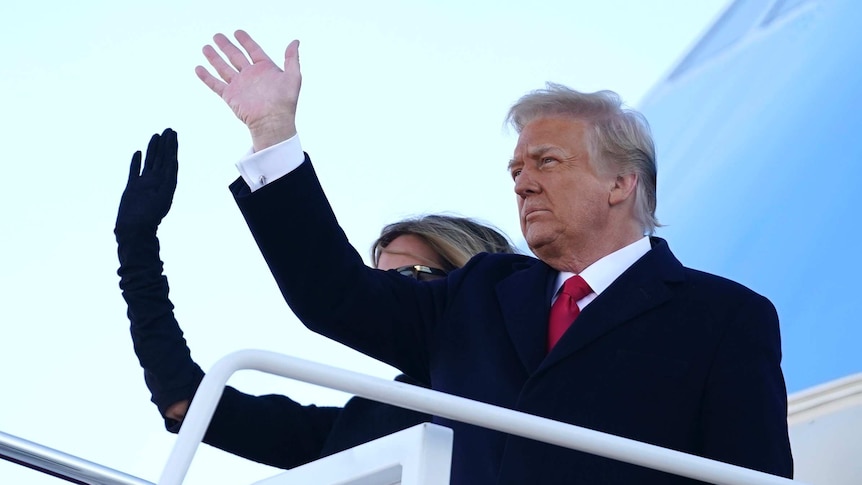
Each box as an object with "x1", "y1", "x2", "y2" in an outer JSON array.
[{"x1": 235, "y1": 134, "x2": 305, "y2": 192}]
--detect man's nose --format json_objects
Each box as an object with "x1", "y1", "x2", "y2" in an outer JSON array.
[{"x1": 514, "y1": 169, "x2": 539, "y2": 199}]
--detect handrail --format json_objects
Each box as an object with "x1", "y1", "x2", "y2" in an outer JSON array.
[
  {"x1": 0, "y1": 430, "x2": 154, "y2": 485},
  {"x1": 160, "y1": 349, "x2": 804, "y2": 485}
]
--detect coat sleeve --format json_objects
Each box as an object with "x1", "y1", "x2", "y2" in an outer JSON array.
[
  {"x1": 699, "y1": 292, "x2": 794, "y2": 478},
  {"x1": 230, "y1": 156, "x2": 442, "y2": 383},
  {"x1": 178, "y1": 386, "x2": 342, "y2": 469}
]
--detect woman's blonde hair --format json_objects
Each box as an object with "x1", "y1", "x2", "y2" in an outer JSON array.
[{"x1": 371, "y1": 215, "x2": 516, "y2": 271}]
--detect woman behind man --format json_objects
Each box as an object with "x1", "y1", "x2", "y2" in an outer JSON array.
[{"x1": 115, "y1": 128, "x2": 515, "y2": 469}]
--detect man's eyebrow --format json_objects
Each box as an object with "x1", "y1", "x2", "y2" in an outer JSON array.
[{"x1": 508, "y1": 145, "x2": 562, "y2": 169}]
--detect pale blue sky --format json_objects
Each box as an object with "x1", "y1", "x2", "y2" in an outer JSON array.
[{"x1": 0, "y1": 1, "x2": 727, "y2": 483}]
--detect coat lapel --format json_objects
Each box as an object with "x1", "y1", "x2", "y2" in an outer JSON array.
[
  {"x1": 539, "y1": 238, "x2": 686, "y2": 371},
  {"x1": 495, "y1": 259, "x2": 556, "y2": 375}
]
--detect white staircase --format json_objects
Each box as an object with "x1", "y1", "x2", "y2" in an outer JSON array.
[{"x1": 787, "y1": 372, "x2": 862, "y2": 485}]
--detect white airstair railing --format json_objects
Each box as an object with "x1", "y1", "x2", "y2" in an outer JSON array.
[
  {"x1": 160, "y1": 349, "x2": 805, "y2": 485},
  {"x1": 0, "y1": 430, "x2": 154, "y2": 485}
]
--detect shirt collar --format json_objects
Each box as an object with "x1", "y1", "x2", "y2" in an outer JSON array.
[{"x1": 553, "y1": 236, "x2": 651, "y2": 303}]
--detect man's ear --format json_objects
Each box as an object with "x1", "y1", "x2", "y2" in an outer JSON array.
[{"x1": 609, "y1": 172, "x2": 638, "y2": 206}]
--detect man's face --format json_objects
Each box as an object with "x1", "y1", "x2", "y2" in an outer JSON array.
[{"x1": 509, "y1": 116, "x2": 616, "y2": 262}]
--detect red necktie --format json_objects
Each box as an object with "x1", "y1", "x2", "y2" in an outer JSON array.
[{"x1": 547, "y1": 275, "x2": 592, "y2": 351}]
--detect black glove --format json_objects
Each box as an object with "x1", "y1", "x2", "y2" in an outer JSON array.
[
  {"x1": 116, "y1": 128, "x2": 178, "y2": 232},
  {"x1": 115, "y1": 128, "x2": 204, "y2": 417}
]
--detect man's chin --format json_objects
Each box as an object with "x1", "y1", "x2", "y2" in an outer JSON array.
[{"x1": 525, "y1": 235, "x2": 551, "y2": 256}]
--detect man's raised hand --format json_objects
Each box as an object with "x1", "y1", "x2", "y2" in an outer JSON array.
[{"x1": 195, "y1": 30, "x2": 301, "y2": 152}]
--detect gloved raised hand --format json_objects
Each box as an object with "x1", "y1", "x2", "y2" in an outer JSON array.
[
  {"x1": 115, "y1": 128, "x2": 204, "y2": 417},
  {"x1": 116, "y1": 128, "x2": 179, "y2": 231}
]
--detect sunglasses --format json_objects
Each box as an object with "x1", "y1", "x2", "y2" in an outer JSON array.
[{"x1": 394, "y1": 264, "x2": 448, "y2": 281}]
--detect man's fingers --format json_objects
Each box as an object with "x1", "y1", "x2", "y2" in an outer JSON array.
[
  {"x1": 283, "y1": 39, "x2": 300, "y2": 73},
  {"x1": 195, "y1": 65, "x2": 226, "y2": 97},
  {"x1": 213, "y1": 32, "x2": 252, "y2": 73},
  {"x1": 202, "y1": 44, "x2": 237, "y2": 84},
  {"x1": 235, "y1": 30, "x2": 274, "y2": 65},
  {"x1": 128, "y1": 151, "x2": 142, "y2": 183}
]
